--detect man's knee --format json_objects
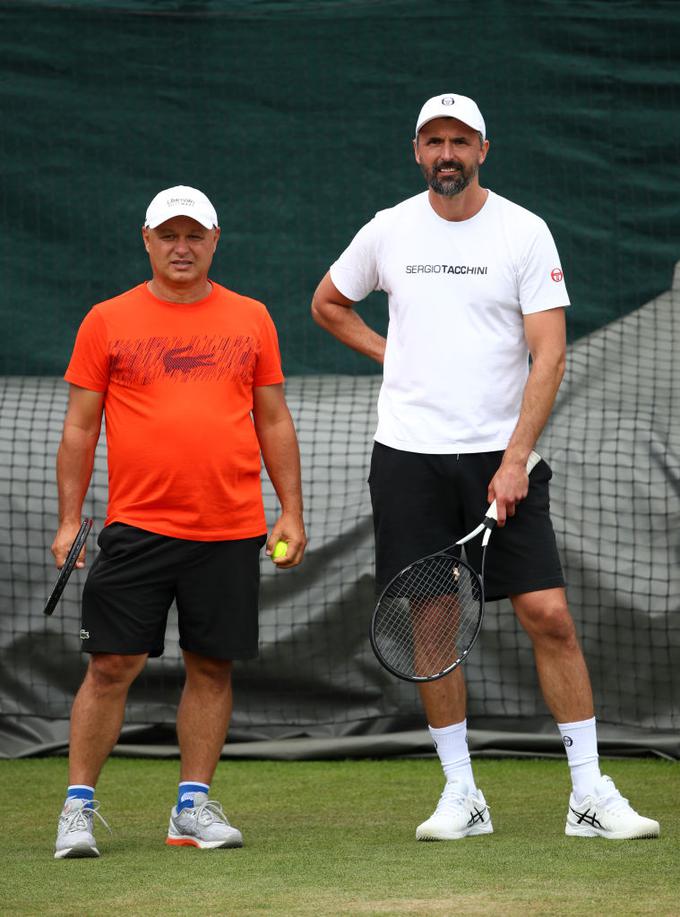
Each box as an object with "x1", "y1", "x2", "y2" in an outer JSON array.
[
  {"x1": 85, "y1": 652, "x2": 147, "y2": 691},
  {"x1": 512, "y1": 590, "x2": 578, "y2": 644},
  {"x1": 183, "y1": 650, "x2": 232, "y2": 685}
]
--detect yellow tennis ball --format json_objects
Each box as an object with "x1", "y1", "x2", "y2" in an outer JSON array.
[{"x1": 273, "y1": 540, "x2": 288, "y2": 559}]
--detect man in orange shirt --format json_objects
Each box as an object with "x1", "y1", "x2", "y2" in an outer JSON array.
[{"x1": 51, "y1": 185, "x2": 306, "y2": 859}]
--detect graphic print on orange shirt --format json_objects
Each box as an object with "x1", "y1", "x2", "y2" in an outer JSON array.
[{"x1": 109, "y1": 335, "x2": 257, "y2": 386}]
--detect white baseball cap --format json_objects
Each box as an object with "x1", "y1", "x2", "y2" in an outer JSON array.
[
  {"x1": 415, "y1": 93, "x2": 486, "y2": 140},
  {"x1": 144, "y1": 185, "x2": 219, "y2": 229}
]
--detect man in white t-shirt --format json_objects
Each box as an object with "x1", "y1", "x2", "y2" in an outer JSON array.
[{"x1": 312, "y1": 93, "x2": 659, "y2": 842}]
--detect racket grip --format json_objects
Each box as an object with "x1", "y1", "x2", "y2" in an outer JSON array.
[
  {"x1": 484, "y1": 451, "x2": 542, "y2": 523},
  {"x1": 526, "y1": 450, "x2": 542, "y2": 474}
]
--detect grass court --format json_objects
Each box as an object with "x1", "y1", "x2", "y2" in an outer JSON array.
[{"x1": 2, "y1": 756, "x2": 678, "y2": 915}]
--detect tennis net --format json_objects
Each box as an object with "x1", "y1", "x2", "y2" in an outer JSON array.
[{"x1": 1, "y1": 267, "x2": 678, "y2": 754}]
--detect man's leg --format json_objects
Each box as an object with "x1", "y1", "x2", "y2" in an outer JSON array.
[
  {"x1": 418, "y1": 668, "x2": 476, "y2": 789},
  {"x1": 418, "y1": 667, "x2": 466, "y2": 726},
  {"x1": 166, "y1": 650, "x2": 242, "y2": 849},
  {"x1": 55, "y1": 652, "x2": 147, "y2": 859},
  {"x1": 511, "y1": 587, "x2": 601, "y2": 799},
  {"x1": 512, "y1": 587, "x2": 659, "y2": 839},
  {"x1": 69, "y1": 652, "x2": 149, "y2": 786},
  {"x1": 368, "y1": 446, "x2": 494, "y2": 839},
  {"x1": 510, "y1": 587, "x2": 593, "y2": 722},
  {"x1": 176, "y1": 650, "x2": 233, "y2": 783},
  {"x1": 415, "y1": 667, "x2": 492, "y2": 841}
]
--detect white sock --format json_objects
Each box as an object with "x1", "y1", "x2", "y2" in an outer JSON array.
[
  {"x1": 557, "y1": 716, "x2": 602, "y2": 801},
  {"x1": 429, "y1": 720, "x2": 477, "y2": 793}
]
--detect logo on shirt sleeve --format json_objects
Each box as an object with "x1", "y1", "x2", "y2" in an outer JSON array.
[{"x1": 550, "y1": 268, "x2": 564, "y2": 282}]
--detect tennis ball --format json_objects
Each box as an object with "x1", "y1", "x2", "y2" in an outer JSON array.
[{"x1": 273, "y1": 540, "x2": 288, "y2": 559}]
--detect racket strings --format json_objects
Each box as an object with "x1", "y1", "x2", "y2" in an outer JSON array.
[{"x1": 373, "y1": 554, "x2": 482, "y2": 679}]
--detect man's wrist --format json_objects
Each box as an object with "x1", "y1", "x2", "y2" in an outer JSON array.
[
  {"x1": 278, "y1": 507, "x2": 304, "y2": 520},
  {"x1": 58, "y1": 513, "x2": 84, "y2": 527},
  {"x1": 502, "y1": 448, "x2": 532, "y2": 469}
]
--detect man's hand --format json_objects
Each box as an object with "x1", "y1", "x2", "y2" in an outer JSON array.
[
  {"x1": 266, "y1": 513, "x2": 307, "y2": 568},
  {"x1": 487, "y1": 461, "x2": 530, "y2": 527},
  {"x1": 51, "y1": 521, "x2": 87, "y2": 570}
]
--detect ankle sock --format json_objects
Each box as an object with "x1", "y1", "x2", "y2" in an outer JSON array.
[
  {"x1": 429, "y1": 720, "x2": 477, "y2": 793},
  {"x1": 177, "y1": 781, "x2": 210, "y2": 813},
  {"x1": 66, "y1": 784, "x2": 95, "y2": 810}
]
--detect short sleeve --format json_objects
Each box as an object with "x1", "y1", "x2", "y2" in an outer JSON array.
[
  {"x1": 329, "y1": 217, "x2": 381, "y2": 302},
  {"x1": 518, "y1": 221, "x2": 571, "y2": 315},
  {"x1": 64, "y1": 308, "x2": 110, "y2": 392},
  {"x1": 254, "y1": 308, "x2": 285, "y2": 386}
]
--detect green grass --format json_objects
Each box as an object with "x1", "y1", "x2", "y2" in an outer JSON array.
[{"x1": 2, "y1": 757, "x2": 678, "y2": 916}]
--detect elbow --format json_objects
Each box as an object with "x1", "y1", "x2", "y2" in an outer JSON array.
[
  {"x1": 311, "y1": 295, "x2": 328, "y2": 329},
  {"x1": 531, "y1": 348, "x2": 566, "y2": 389}
]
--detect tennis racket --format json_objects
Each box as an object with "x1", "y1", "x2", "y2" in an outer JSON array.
[
  {"x1": 370, "y1": 452, "x2": 542, "y2": 682},
  {"x1": 44, "y1": 518, "x2": 93, "y2": 616}
]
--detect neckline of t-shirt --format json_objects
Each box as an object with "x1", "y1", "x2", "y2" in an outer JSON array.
[
  {"x1": 141, "y1": 280, "x2": 219, "y2": 308},
  {"x1": 424, "y1": 188, "x2": 495, "y2": 227}
]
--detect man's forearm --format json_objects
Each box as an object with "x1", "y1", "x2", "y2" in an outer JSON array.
[
  {"x1": 56, "y1": 425, "x2": 99, "y2": 523},
  {"x1": 256, "y1": 417, "x2": 304, "y2": 517},
  {"x1": 503, "y1": 355, "x2": 565, "y2": 467},
  {"x1": 312, "y1": 301, "x2": 386, "y2": 365}
]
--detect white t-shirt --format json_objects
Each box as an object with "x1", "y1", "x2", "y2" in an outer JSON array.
[{"x1": 330, "y1": 189, "x2": 570, "y2": 453}]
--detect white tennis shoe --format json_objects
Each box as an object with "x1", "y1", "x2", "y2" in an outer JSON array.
[
  {"x1": 166, "y1": 792, "x2": 243, "y2": 849},
  {"x1": 565, "y1": 775, "x2": 660, "y2": 840},
  {"x1": 416, "y1": 779, "x2": 493, "y2": 841},
  {"x1": 54, "y1": 797, "x2": 110, "y2": 859}
]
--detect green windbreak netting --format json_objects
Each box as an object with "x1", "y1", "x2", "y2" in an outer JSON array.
[
  {"x1": 1, "y1": 1, "x2": 679, "y2": 757},
  {"x1": 1, "y1": 0, "x2": 678, "y2": 374}
]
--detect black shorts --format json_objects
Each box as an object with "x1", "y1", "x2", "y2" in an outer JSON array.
[
  {"x1": 368, "y1": 443, "x2": 565, "y2": 601},
  {"x1": 80, "y1": 523, "x2": 267, "y2": 659}
]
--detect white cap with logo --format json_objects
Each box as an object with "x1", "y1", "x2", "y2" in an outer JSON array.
[
  {"x1": 144, "y1": 185, "x2": 219, "y2": 229},
  {"x1": 415, "y1": 93, "x2": 486, "y2": 140}
]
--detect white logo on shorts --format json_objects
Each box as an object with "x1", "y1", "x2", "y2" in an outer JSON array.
[{"x1": 79, "y1": 629, "x2": 90, "y2": 640}]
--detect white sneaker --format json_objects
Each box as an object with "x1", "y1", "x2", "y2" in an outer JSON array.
[
  {"x1": 54, "y1": 797, "x2": 110, "y2": 859},
  {"x1": 565, "y1": 775, "x2": 660, "y2": 840},
  {"x1": 416, "y1": 779, "x2": 493, "y2": 841},
  {"x1": 166, "y1": 792, "x2": 243, "y2": 849}
]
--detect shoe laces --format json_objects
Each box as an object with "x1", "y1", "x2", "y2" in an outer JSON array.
[
  {"x1": 595, "y1": 776, "x2": 630, "y2": 814},
  {"x1": 190, "y1": 798, "x2": 229, "y2": 826},
  {"x1": 62, "y1": 800, "x2": 112, "y2": 835},
  {"x1": 434, "y1": 781, "x2": 470, "y2": 816}
]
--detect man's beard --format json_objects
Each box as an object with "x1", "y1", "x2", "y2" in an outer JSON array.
[{"x1": 423, "y1": 160, "x2": 477, "y2": 197}]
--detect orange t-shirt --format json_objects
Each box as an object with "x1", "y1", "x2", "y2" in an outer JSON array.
[{"x1": 65, "y1": 281, "x2": 284, "y2": 540}]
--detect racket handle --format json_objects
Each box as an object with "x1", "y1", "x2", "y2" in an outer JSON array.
[
  {"x1": 526, "y1": 449, "x2": 542, "y2": 474},
  {"x1": 484, "y1": 450, "x2": 542, "y2": 524}
]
